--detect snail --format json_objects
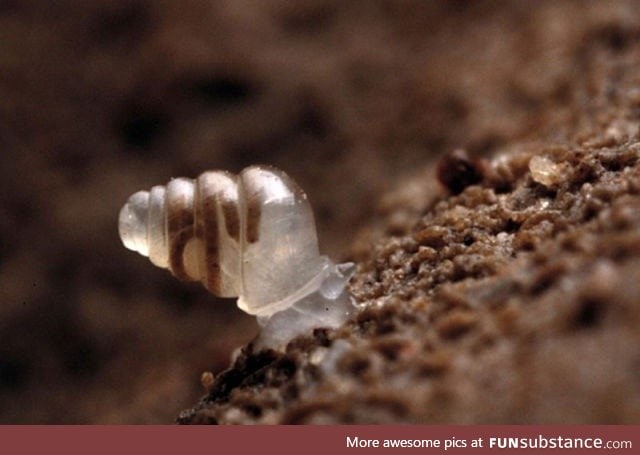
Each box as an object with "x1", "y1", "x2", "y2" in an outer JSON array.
[{"x1": 118, "y1": 165, "x2": 355, "y2": 349}]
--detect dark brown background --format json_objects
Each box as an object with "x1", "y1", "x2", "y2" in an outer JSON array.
[{"x1": 1, "y1": 0, "x2": 639, "y2": 423}]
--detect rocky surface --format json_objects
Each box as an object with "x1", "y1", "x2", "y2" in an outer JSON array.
[
  {"x1": 1, "y1": 0, "x2": 640, "y2": 423},
  {"x1": 180, "y1": 143, "x2": 640, "y2": 424}
]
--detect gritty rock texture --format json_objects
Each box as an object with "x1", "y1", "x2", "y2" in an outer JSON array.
[
  {"x1": 2, "y1": 0, "x2": 640, "y2": 423},
  {"x1": 179, "y1": 145, "x2": 640, "y2": 424}
]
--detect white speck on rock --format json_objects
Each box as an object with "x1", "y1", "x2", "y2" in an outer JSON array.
[{"x1": 529, "y1": 155, "x2": 567, "y2": 188}]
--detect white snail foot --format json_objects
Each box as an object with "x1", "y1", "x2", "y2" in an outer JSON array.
[{"x1": 253, "y1": 262, "x2": 356, "y2": 350}]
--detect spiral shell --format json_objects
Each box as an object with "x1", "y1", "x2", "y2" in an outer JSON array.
[{"x1": 118, "y1": 166, "x2": 354, "y2": 333}]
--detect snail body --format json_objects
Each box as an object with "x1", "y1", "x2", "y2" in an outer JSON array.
[{"x1": 119, "y1": 166, "x2": 354, "y2": 348}]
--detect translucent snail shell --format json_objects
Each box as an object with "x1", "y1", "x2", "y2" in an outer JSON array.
[{"x1": 118, "y1": 165, "x2": 355, "y2": 348}]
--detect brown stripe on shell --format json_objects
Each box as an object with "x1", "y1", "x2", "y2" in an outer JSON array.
[
  {"x1": 167, "y1": 189, "x2": 195, "y2": 281},
  {"x1": 221, "y1": 197, "x2": 240, "y2": 241},
  {"x1": 196, "y1": 176, "x2": 221, "y2": 294},
  {"x1": 244, "y1": 187, "x2": 262, "y2": 244},
  {"x1": 240, "y1": 165, "x2": 301, "y2": 245}
]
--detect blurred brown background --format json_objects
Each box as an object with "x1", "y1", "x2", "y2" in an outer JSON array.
[{"x1": 1, "y1": 0, "x2": 639, "y2": 423}]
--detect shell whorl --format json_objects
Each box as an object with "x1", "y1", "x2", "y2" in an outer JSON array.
[{"x1": 118, "y1": 166, "x2": 326, "y2": 314}]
